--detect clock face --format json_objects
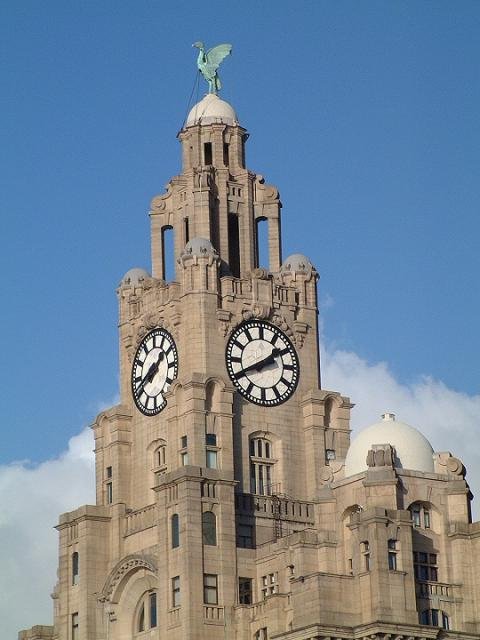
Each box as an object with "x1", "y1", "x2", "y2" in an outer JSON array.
[
  {"x1": 131, "y1": 328, "x2": 178, "y2": 416},
  {"x1": 226, "y1": 320, "x2": 299, "y2": 406}
]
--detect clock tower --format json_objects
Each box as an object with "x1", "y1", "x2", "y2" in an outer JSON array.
[
  {"x1": 21, "y1": 64, "x2": 480, "y2": 640},
  {"x1": 50, "y1": 90, "x2": 352, "y2": 639}
]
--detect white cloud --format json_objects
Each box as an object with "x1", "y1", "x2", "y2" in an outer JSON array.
[
  {"x1": 0, "y1": 427, "x2": 95, "y2": 639},
  {"x1": 323, "y1": 347, "x2": 480, "y2": 515}
]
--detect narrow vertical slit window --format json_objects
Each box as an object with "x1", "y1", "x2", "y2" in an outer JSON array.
[
  {"x1": 184, "y1": 217, "x2": 190, "y2": 244},
  {"x1": 228, "y1": 213, "x2": 241, "y2": 277},
  {"x1": 223, "y1": 143, "x2": 230, "y2": 166},
  {"x1": 171, "y1": 514, "x2": 180, "y2": 548},
  {"x1": 255, "y1": 217, "x2": 269, "y2": 269},
  {"x1": 161, "y1": 225, "x2": 175, "y2": 281},
  {"x1": 149, "y1": 592, "x2": 157, "y2": 628},
  {"x1": 72, "y1": 551, "x2": 79, "y2": 585}
]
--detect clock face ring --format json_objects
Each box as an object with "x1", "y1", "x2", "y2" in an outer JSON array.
[
  {"x1": 131, "y1": 328, "x2": 178, "y2": 416},
  {"x1": 225, "y1": 320, "x2": 299, "y2": 406}
]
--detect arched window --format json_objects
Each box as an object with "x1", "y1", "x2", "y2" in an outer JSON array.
[
  {"x1": 135, "y1": 591, "x2": 158, "y2": 634},
  {"x1": 202, "y1": 511, "x2": 217, "y2": 546},
  {"x1": 72, "y1": 551, "x2": 79, "y2": 585},
  {"x1": 250, "y1": 437, "x2": 274, "y2": 495},
  {"x1": 171, "y1": 514, "x2": 180, "y2": 548},
  {"x1": 409, "y1": 502, "x2": 431, "y2": 529},
  {"x1": 420, "y1": 609, "x2": 449, "y2": 629}
]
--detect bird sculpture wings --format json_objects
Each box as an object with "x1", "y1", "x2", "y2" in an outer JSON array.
[{"x1": 193, "y1": 42, "x2": 232, "y2": 94}]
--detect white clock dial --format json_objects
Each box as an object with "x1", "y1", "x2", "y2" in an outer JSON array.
[
  {"x1": 131, "y1": 328, "x2": 178, "y2": 416},
  {"x1": 226, "y1": 320, "x2": 299, "y2": 406}
]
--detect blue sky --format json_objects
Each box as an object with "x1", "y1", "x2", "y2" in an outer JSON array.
[
  {"x1": 1, "y1": 2, "x2": 479, "y2": 459},
  {"x1": 2, "y1": 2, "x2": 480, "y2": 635}
]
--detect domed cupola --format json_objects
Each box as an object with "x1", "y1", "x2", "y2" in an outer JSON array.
[
  {"x1": 119, "y1": 267, "x2": 151, "y2": 288},
  {"x1": 344, "y1": 412, "x2": 435, "y2": 476},
  {"x1": 186, "y1": 94, "x2": 239, "y2": 127}
]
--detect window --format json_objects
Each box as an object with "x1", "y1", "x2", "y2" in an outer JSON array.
[
  {"x1": 171, "y1": 514, "x2": 180, "y2": 548},
  {"x1": 136, "y1": 591, "x2": 158, "y2": 632},
  {"x1": 388, "y1": 539, "x2": 397, "y2": 571},
  {"x1": 409, "y1": 503, "x2": 431, "y2": 529},
  {"x1": 205, "y1": 434, "x2": 218, "y2": 469},
  {"x1": 172, "y1": 576, "x2": 181, "y2": 607},
  {"x1": 414, "y1": 552, "x2": 438, "y2": 582},
  {"x1": 228, "y1": 213, "x2": 240, "y2": 277},
  {"x1": 255, "y1": 217, "x2": 268, "y2": 269},
  {"x1": 223, "y1": 143, "x2": 230, "y2": 166},
  {"x1": 206, "y1": 433, "x2": 217, "y2": 446},
  {"x1": 180, "y1": 436, "x2": 188, "y2": 466},
  {"x1": 154, "y1": 445, "x2": 166, "y2": 469},
  {"x1": 71, "y1": 613, "x2": 79, "y2": 640},
  {"x1": 72, "y1": 551, "x2": 79, "y2": 585},
  {"x1": 255, "y1": 628, "x2": 268, "y2": 640},
  {"x1": 203, "y1": 574, "x2": 218, "y2": 605},
  {"x1": 202, "y1": 511, "x2": 217, "y2": 546},
  {"x1": 204, "y1": 142, "x2": 213, "y2": 165},
  {"x1": 420, "y1": 609, "x2": 449, "y2": 629},
  {"x1": 161, "y1": 225, "x2": 174, "y2": 281},
  {"x1": 237, "y1": 523, "x2": 254, "y2": 548},
  {"x1": 261, "y1": 573, "x2": 277, "y2": 599},
  {"x1": 105, "y1": 466, "x2": 113, "y2": 504},
  {"x1": 250, "y1": 437, "x2": 274, "y2": 496},
  {"x1": 239, "y1": 577, "x2": 252, "y2": 604},
  {"x1": 361, "y1": 541, "x2": 370, "y2": 571}
]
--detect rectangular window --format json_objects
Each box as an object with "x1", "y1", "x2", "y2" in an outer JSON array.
[
  {"x1": 414, "y1": 551, "x2": 438, "y2": 582},
  {"x1": 238, "y1": 577, "x2": 252, "y2": 605},
  {"x1": 106, "y1": 482, "x2": 113, "y2": 504},
  {"x1": 204, "y1": 142, "x2": 213, "y2": 165},
  {"x1": 206, "y1": 449, "x2": 218, "y2": 469},
  {"x1": 361, "y1": 541, "x2": 370, "y2": 571},
  {"x1": 237, "y1": 523, "x2": 254, "y2": 548},
  {"x1": 223, "y1": 143, "x2": 230, "y2": 166},
  {"x1": 206, "y1": 433, "x2": 217, "y2": 446},
  {"x1": 106, "y1": 466, "x2": 112, "y2": 478},
  {"x1": 149, "y1": 592, "x2": 157, "y2": 628},
  {"x1": 181, "y1": 452, "x2": 189, "y2": 466},
  {"x1": 388, "y1": 551, "x2": 397, "y2": 570},
  {"x1": 71, "y1": 612, "x2": 79, "y2": 640},
  {"x1": 172, "y1": 576, "x2": 180, "y2": 607},
  {"x1": 181, "y1": 435, "x2": 188, "y2": 449},
  {"x1": 424, "y1": 509, "x2": 430, "y2": 529},
  {"x1": 261, "y1": 573, "x2": 277, "y2": 599},
  {"x1": 203, "y1": 574, "x2": 218, "y2": 605}
]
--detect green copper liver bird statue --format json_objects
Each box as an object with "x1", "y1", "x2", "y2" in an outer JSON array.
[{"x1": 193, "y1": 41, "x2": 232, "y2": 94}]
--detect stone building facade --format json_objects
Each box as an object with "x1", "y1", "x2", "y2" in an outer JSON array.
[{"x1": 20, "y1": 92, "x2": 480, "y2": 640}]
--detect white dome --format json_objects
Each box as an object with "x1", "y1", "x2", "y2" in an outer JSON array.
[
  {"x1": 281, "y1": 253, "x2": 314, "y2": 273},
  {"x1": 181, "y1": 237, "x2": 217, "y2": 257},
  {"x1": 186, "y1": 94, "x2": 238, "y2": 127},
  {"x1": 344, "y1": 412, "x2": 434, "y2": 476},
  {"x1": 120, "y1": 267, "x2": 150, "y2": 287}
]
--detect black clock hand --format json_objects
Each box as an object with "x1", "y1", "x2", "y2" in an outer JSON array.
[
  {"x1": 137, "y1": 352, "x2": 165, "y2": 393},
  {"x1": 235, "y1": 348, "x2": 280, "y2": 378}
]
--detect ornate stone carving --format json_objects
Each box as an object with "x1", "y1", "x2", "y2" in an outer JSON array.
[
  {"x1": 99, "y1": 554, "x2": 157, "y2": 603},
  {"x1": 366, "y1": 444, "x2": 395, "y2": 468}
]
